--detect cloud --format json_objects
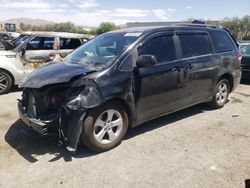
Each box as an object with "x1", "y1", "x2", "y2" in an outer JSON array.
[
  {"x1": 70, "y1": 0, "x2": 99, "y2": 8},
  {"x1": 78, "y1": 9, "x2": 149, "y2": 18},
  {"x1": 59, "y1": 4, "x2": 69, "y2": 8},
  {"x1": 152, "y1": 9, "x2": 175, "y2": 20},
  {"x1": 113, "y1": 8, "x2": 149, "y2": 17},
  {"x1": 167, "y1": 8, "x2": 176, "y2": 13},
  {"x1": 0, "y1": 0, "x2": 51, "y2": 9},
  {"x1": 152, "y1": 9, "x2": 168, "y2": 20},
  {"x1": 77, "y1": 9, "x2": 148, "y2": 26},
  {"x1": 187, "y1": 6, "x2": 192, "y2": 9}
]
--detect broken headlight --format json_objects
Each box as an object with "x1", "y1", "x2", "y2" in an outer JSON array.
[{"x1": 66, "y1": 78, "x2": 103, "y2": 110}]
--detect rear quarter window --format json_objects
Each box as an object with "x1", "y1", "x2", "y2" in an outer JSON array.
[
  {"x1": 60, "y1": 38, "x2": 82, "y2": 49},
  {"x1": 209, "y1": 30, "x2": 235, "y2": 53},
  {"x1": 178, "y1": 34, "x2": 211, "y2": 58}
]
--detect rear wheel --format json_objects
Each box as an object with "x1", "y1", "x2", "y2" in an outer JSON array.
[
  {"x1": 0, "y1": 71, "x2": 12, "y2": 95},
  {"x1": 209, "y1": 79, "x2": 230, "y2": 109},
  {"x1": 81, "y1": 102, "x2": 128, "y2": 152}
]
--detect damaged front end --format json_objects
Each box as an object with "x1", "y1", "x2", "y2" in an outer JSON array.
[{"x1": 18, "y1": 78, "x2": 104, "y2": 152}]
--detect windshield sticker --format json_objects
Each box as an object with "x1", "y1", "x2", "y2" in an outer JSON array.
[{"x1": 124, "y1": 32, "x2": 142, "y2": 37}]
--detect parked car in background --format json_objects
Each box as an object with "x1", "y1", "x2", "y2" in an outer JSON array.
[
  {"x1": 0, "y1": 32, "x2": 90, "y2": 94},
  {"x1": 0, "y1": 32, "x2": 35, "y2": 51},
  {"x1": 18, "y1": 24, "x2": 241, "y2": 152},
  {"x1": 0, "y1": 32, "x2": 13, "y2": 41},
  {"x1": 239, "y1": 42, "x2": 250, "y2": 80}
]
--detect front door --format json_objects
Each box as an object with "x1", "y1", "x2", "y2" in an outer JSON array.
[
  {"x1": 24, "y1": 36, "x2": 56, "y2": 64},
  {"x1": 134, "y1": 33, "x2": 185, "y2": 123}
]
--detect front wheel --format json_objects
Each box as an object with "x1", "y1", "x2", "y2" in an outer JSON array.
[
  {"x1": 209, "y1": 79, "x2": 230, "y2": 109},
  {"x1": 81, "y1": 102, "x2": 128, "y2": 152},
  {"x1": 0, "y1": 71, "x2": 12, "y2": 95}
]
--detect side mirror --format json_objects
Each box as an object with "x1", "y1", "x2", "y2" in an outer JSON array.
[{"x1": 136, "y1": 55, "x2": 157, "y2": 68}]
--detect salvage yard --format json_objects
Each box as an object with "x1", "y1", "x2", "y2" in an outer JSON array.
[{"x1": 0, "y1": 83, "x2": 250, "y2": 188}]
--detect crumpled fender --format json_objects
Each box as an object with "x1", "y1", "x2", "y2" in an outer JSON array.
[
  {"x1": 65, "y1": 110, "x2": 86, "y2": 152},
  {"x1": 64, "y1": 78, "x2": 105, "y2": 152},
  {"x1": 66, "y1": 78, "x2": 105, "y2": 110}
]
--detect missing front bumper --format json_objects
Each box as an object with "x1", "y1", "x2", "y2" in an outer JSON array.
[
  {"x1": 18, "y1": 101, "x2": 87, "y2": 152},
  {"x1": 18, "y1": 101, "x2": 58, "y2": 136}
]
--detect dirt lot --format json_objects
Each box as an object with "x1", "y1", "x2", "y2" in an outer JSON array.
[{"x1": 1, "y1": 84, "x2": 250, "y2": 188}]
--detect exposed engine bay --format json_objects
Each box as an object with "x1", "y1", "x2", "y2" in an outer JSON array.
[{"x1": 18, "y1": 77, "x2": 104, "y2": 152}]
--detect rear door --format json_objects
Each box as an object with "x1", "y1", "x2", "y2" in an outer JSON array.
[
  {"x1": 58, "y1": 37, "x2": 82, "y2": 58},
  {"x1": 24, "y1": 36, "x2": 56, "y2": 63},
  {"x1": 19, "y1": 36, "x2": 56, "y2": 80},
  {"x1": 176, "y1": 31, "x2": 219, "y2": 105},
  {"x1": 134, "y1": 32, "x2": 186, "y2": 122}
]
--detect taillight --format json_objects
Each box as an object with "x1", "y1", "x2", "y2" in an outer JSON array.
[{"x1": 236, "y1": 53, "x2": 242, "y2": 61}]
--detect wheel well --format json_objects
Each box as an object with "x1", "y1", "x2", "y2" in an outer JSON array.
[
  {"x1": 219, "y1": 73, "x2": 234, "y2": 92},
  {"x1": 0, "y1": 68, "x2": 15, "y2": 85}
]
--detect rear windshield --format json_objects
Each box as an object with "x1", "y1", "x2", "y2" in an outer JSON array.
[
  {"x1": 209, "y1": 30, "x2": 235, "y2": 53},
  {"x1": 64, "y1": 32, "x2": 140, "y2": 68},
  {"x1": 240, "y1": 44, "x2": 250, "y2": 56},
  {"x1": 11, "y1": 34, "x2": 30, "y2": 46}
]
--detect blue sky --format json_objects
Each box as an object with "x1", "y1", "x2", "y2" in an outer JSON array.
[{"x1": 0, "y1": 0, "x2": 249, "y2": 26}]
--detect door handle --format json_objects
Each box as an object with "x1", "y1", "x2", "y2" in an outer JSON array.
[
  {"x1": 184, "y1": 64, "x2": 193, "y2": 71},
  {"x1": 172, "y1": 67, "x2": 181, "y2": 74}
]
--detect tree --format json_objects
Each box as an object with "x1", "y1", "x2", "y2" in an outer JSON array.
[
  {"x1": 221, "y1": 16, "x2": 250, "y2": 40},
  {"x1": 19, "y1": 22, "x2": 25, "y2": 31},
  {"x1": 96, "y1": 22, "x2": 119, "y2": 35}
]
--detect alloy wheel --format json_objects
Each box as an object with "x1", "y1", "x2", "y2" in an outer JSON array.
[
  {"x1": 0, "y1": 73, "x2": 8, "y2": 93},
  {"x1": 93, "y1": 109, "x2": 123, "y2": 144},
  {"x1": 216, "y1": 82, "x2": 228, "y2": 105}
]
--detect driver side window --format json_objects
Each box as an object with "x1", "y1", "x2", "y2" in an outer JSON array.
[{"x1": 137, "y1": 35, "x2": 176, "y2": 64}]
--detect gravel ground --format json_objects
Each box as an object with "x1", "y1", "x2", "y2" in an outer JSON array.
[{"x1": 0, "y1": 84, "x2": 250, "y2": 188}]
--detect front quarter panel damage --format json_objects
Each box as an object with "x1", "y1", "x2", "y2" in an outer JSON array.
[
  {"x1": 66, "y1": 79, "x2": 104, "y2": 110},
  {"x1": 64, "y1": 78, "x2": 105, "y2": 151}
]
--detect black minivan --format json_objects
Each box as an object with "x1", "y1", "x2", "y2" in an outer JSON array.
[{"x1": 18, "y1": 24, "x2": 242, "y2": 152}]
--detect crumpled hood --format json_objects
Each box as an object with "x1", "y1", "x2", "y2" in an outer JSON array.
[{"x1": 20, "y1": 62, "x2": 96, "y2": 88}]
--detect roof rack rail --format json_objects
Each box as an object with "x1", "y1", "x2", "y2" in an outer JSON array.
[{"x1": 172, "y1": 23, "x2": 223, "y2": 29}]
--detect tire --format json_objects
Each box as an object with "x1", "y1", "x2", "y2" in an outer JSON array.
[
  {"x1": 81, "y1": 101, "x2": 128, "y2": 152},
  {"x1": 0, "y1": 71, "x2": 12, "y2": 95},
  {"x1": 209, "y1": 79, "x2": 230, "y2": 109}
]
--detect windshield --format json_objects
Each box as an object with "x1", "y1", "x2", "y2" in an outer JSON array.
[
  {"x1": 240, "y1": 44, "x2": 250, "y2": 56},
  {"x1": 11, "y1": 34, "x2": 30, "y2": 47},
  {"x1": 64, "y1": 32, "x2": 140, "y2": 68}
]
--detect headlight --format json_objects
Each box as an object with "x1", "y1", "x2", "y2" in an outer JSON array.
[{"x1": 66, "y1": 79, "x2": 103, "y2": 110}]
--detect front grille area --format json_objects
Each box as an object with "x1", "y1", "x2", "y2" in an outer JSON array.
[{"x1": 22, "y1": 86, "x2": 70, "y2": 120}]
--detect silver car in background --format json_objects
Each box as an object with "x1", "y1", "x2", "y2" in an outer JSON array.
[{"x1": 0, "y1": 31, "x2": 90, "y2": 94}]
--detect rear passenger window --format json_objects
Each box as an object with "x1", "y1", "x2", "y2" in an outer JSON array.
[
  {"x1": 60, "y1": 38, "x2": 82, "y2": 49},
  {"x1": 138, "y1": 35, "x2": 176, "y2": 64},
  {"x1": 179, "y1": 34, "x2": 211, "y2": 58},
  {"x1": 26, "y1": 37, "x2": 54, "y2": 50},
  {"x1": 209, "y1": 31, "x2": 235, "y2": 53}
]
